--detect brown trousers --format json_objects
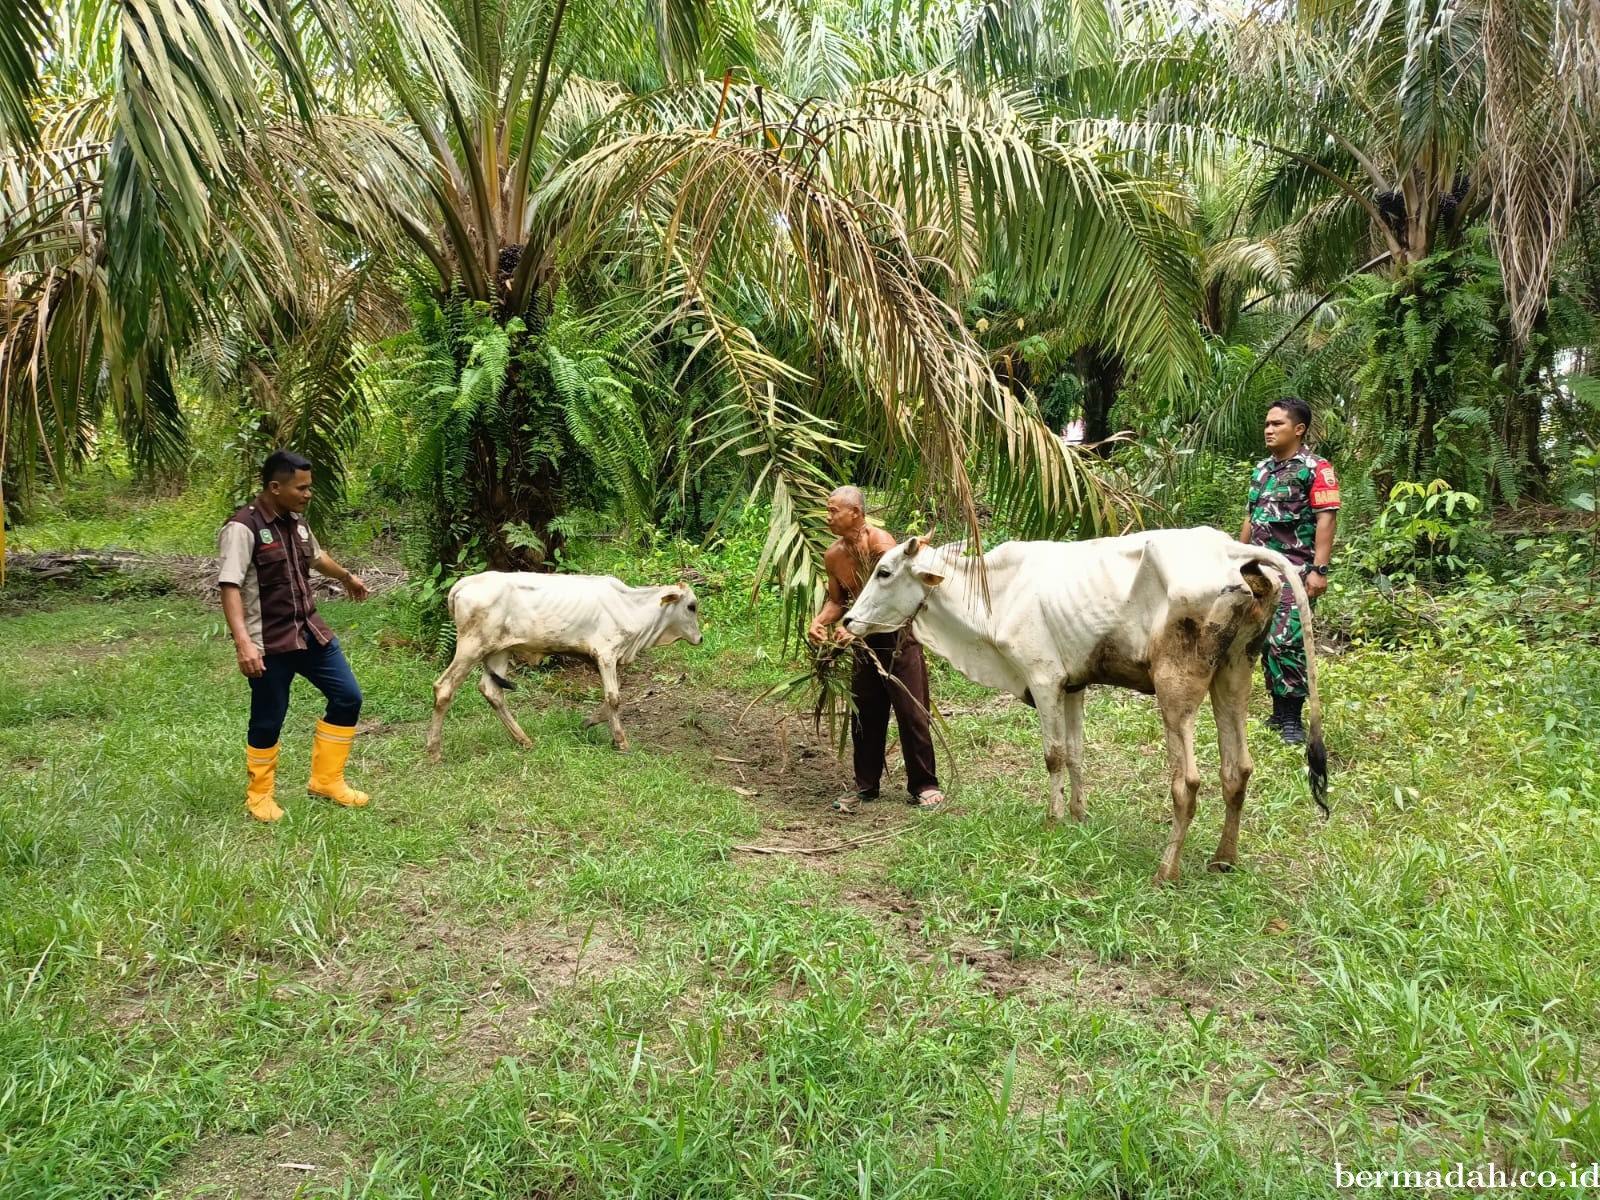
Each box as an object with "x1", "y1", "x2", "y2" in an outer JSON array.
[{"x1": 851, "y1": 631, "x2": 939, "y2": 798}]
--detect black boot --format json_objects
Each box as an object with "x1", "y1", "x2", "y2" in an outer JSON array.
[
  {"x1": 1265, "y1": 692, "x2": 1285, "y2": 731},
  {"x1": 1278, "y1": 696, "x2": 1306, "y2": 745}
]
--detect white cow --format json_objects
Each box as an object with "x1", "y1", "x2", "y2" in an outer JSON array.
[
  {"x1": 425, "y1": 571, "x2": 703, "y2": 760},
  {"x1": 842, "y1": 528, "x2": 1327, "y2": 884}
]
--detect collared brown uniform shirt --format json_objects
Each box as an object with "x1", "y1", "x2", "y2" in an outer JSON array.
[{"x1": 217, "y1": 501, "x2": 334, "y2": 655}]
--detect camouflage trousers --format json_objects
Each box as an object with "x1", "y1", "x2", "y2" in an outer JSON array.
[{"x1": 1263, "y1": 576, "x2": 1316, "y2": 699}]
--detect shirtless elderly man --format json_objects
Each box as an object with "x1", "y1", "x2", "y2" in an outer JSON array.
[{"x1": 807, "y1": 486, "x2": 944, "y2": 813}]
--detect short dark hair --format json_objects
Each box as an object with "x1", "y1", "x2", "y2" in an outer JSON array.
[
  {"x1": 1268, "y1": 396, "x2": 1313, "y2": 433},
  {"x1": 262, "y1": 450, "x2": 312, "y2": 487}
]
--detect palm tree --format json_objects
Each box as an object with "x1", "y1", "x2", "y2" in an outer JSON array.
[
  {"x1": 1095, "y1": 0, "x2": 1600, "y2": 489},
  {"x1": 1105, "y1": 0, "x2": 1593, "y2": 285},
  {"x1": 3, "y1": 0, "x2": 1209, "y2": 603}
]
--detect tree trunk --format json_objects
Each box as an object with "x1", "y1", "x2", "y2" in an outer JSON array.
[
  {"x1": 468, "y1": 431, "x2": 565, "y2": 572},
  {"x1": 1496, "y1": 318, "x2": 1553, "y2": 501},
  {"x1": 1074, "y1": 344, "x2": 1123, "y2": 450}
]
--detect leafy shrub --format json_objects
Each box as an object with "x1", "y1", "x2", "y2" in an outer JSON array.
[
  {"x1": 1325, "y1": 537, "x2": 1599, "y2": 650},
  {"x1": 1171, "y1": 452, "x2": 1254, "y2": 529},
  {"x1": 1342, "y1": 479, "x2": 1491, "y2": 584}
]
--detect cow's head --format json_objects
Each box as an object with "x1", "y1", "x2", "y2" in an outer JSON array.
[
  {"x1": 656, "y1": 585, "x2": 703, "y2": 646},
  {"x1": 842, "y1": 536, "x2": 945, "y2": 636}
]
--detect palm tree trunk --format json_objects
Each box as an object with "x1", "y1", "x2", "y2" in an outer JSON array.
[
  {"x1": 1074, "y1": 344, "x2": 1123, "y2": 449},
  {"x1": 1499, "y1": 336, "x2": 1550, "y2": 499}
]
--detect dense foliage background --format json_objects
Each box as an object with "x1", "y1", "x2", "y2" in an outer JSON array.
[{"x1": 4, "y1": 0, "x2": 1596, "y2": 627}]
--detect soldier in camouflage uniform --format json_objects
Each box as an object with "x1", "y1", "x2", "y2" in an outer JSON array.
[{"x1": 1239, "y1": 398, "x2": 1339, "y2": 745}]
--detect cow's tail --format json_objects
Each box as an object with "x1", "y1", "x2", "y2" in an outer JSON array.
[
  {"x1": 1232, "y1": 543, "x2": 1329, "y2": 817},
  {"x1": 444, "y1": 576, "x2": 515, "y2": 689}
]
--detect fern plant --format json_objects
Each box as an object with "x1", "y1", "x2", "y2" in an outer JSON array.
[
  {"x1": 377, "y1": 278, "x2": 704, "y2": 650},
  {"x1": 543, "y1": 291, "x2": 657, "y2": 536},
  {"x1": 1350, "y1": 240, "x2": 1519, "y2": 502}
]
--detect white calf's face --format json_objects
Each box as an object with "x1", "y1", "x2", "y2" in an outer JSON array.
[
  {"x1": 842, "y1": 538, "x2": 944, "y2": 635},
  {"x1": 656, "y1": 585, "x2": 703, "y2": 647}
]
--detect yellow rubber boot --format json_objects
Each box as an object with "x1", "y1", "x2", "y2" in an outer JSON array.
[
  {"x1": 246, "y1": 744, "x2": 284, "y2": 823},
  {"x1": 307, "y1": 720, "x2": 370, "y2": 807}
]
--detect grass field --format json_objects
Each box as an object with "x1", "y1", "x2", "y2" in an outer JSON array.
[{"x1": 3, "y1": 516, "x2": 1600, "y2": 1198}]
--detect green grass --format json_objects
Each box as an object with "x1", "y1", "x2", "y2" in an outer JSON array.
[
  {"x1": 6, "y1": 461, "x2": 401, "y2": 562},
  {"x1": 6, "y1": 468, "x2": 224, "y2": 557},
  {"x1": 3, "y1": 545, "x2": 1599, "y2": 1197}
]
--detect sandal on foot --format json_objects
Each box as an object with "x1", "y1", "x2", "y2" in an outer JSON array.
[
  {"x1": 910, "y1": 789, "x2": 945, "y2": 811},
  {"x1": 832, "y1": 790, "x2": 876, "y2": 813}
]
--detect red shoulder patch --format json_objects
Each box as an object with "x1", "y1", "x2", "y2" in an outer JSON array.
[{"x1": 1310, "y1": 461, "x2": 1341, "y2": 509}]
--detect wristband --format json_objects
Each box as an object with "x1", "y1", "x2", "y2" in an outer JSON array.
[{"x1": 1307, "y1": 564, "x2": 1329, "y2": 576}]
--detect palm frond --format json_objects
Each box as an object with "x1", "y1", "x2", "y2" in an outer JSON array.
[
  {"x1": 528, "y1": 99, "x2": 1133, "y2": 635},
  {"x1": 1482, "y1": 0, "x2": 1596, "y2": 343},
  {"x1": 0, "y1": 0, "x2": 48, "y2": 148}
]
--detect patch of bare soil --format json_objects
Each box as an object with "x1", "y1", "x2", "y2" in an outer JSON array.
[
  {"x1": 528, "y1": 659, "x2": 933, "y2": 848},
  {"x1": 101, "y1": 987, "x2": 191, "y2": 1033},
  {"x1": 419, "y1": 919, "x2": 637, "y2": 1071},
  {"x1": 155, "y1": 1128, "x2": 359, "y2": 1200},
  {"x1": 282, "y1": 878, "x2": 643, "y2": 1072},
  {"x1": 727, "y1": 813, "x2": 912, "y2": 879},
  {"x1": 353, "y1": 715, "x2": 420, "y2": 738},
  {"x1": 431, "y1": 921, "x2": 640, "y2": 1067}
]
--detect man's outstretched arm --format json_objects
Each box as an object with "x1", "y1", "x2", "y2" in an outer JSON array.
[{"x1": 313, "y1": 551, "x2": 369, "y2": 601}]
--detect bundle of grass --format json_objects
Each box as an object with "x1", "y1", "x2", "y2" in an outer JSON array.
[
  {"x1": 742, "y1": 639, "x2": 855, "y2": 756},
  {"x1": 743, "y1": 638, "x2": 956, "y2": 791}
]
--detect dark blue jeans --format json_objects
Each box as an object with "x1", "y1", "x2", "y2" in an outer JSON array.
[{"x1": 247, "y1": 636, "x2": 363, "y2": 749}]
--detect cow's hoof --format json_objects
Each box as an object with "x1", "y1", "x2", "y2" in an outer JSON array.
[
  {"x1": 612, "y1": 739, "x2": 630, "y2": 752},
  {"x1": 1152, "y1": 867, "x2": 1180, "y2": 886},
  {"x1": 1207, "y1": 859, "x2": 1235, "y2": 874},
  {"x1": 581, "y1": 716, "x2": 600, "y2": 730}
]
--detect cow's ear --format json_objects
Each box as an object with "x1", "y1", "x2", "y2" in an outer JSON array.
[
  {"x1": 900, "y1": 534, "x2": 920, "y2": 553},
  {"x1": 913, "y1": 566, "x2": 946, "y2": 587},
  {"x1": 660, "y1": 589, "x2": 678, "y2": 606}
]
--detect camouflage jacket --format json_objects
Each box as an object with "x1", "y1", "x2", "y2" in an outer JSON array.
[{"x1": 1247, "y1": 450, "x2": 1341, "y2": 566}]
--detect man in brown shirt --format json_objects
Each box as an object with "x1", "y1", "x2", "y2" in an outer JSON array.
[
  {"x1": 218, "y1": 450, "x2": 372, "y2": 822},
  {"x1": 809, "y1": 486, "x2": 943, "y2": 813}
]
